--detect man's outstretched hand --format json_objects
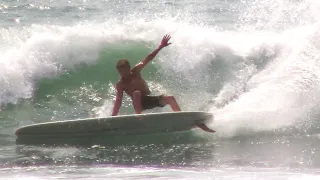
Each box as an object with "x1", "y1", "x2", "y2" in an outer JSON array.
[
  {"x1": 134, "y1": 34, "x2": 172, "y2": 72},
  {"x1": 159, "y1": 34, "x2": 171, "y2": 48}
]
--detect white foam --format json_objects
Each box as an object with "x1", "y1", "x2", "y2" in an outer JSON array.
[{"x1": 209, "y1": 20, "x2": 320, "y2": 137}]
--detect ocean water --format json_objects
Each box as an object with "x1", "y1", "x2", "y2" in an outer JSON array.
[{"x1": 1, "y1": 0, "x2": 320, "y2": 179}]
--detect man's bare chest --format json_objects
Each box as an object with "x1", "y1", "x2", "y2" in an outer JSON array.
[{"x1": 121, "y1": 77, "x2": 147, "y2": 91}]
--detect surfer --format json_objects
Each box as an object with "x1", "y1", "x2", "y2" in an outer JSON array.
[{"x1": 111, "y1": 34, "x2": 181, "y2": 116}]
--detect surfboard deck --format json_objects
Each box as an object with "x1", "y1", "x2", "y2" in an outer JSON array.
[
  {"x1": 16, "y1": 111, "x2": 214, "y2": 137},
  {"x1": 15, "y1": 111, "x2": 215, "y2": 146}
]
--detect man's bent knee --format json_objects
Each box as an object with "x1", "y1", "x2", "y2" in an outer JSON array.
[
  {"x1": 132, "y1": 91, "x2": 142, "y2": 114},
  {"x1": 164, "y1": 96, "x2": 175, "y2": 102},
  {"x1": 133, "y1": 90, "x2": 141, "y2": 96},
  {"x1": 163, "y1": 95, "x2": 181, "y2": 111}
]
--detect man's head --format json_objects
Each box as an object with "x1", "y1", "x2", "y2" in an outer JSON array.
[{"x1": 117, "y1": 59, "x2": 131, "y2": 78}]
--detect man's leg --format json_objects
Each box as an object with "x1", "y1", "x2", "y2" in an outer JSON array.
[
  {"x1": 162, "y1": 96, "x2": 181, "y2": 111},
  {"x1": 132, "y1": 90, "x2": 143, "y2": 114}
]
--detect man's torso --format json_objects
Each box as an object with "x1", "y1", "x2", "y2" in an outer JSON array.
[{"x1": 118, "y1": 71, "x2": 151, "y2": 97}]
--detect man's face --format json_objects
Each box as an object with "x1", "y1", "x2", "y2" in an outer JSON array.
[{"x1": 117, "y1": 65, "x2": 131, "y2": 78}]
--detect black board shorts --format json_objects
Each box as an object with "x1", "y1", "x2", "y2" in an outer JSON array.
[{"x1": 141, "y1": 95, "x2": 165, "y2": 110}]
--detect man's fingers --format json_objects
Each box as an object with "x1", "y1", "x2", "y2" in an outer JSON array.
[
  {"x1": 163, "y1": 35, "x2": 167, "y2": 40},
  {"x1": 162, "y1": 34, "x2": 171, "y2": 46},
  {"x1": 164, "y1": 34, "x2": 171, "y2": 40}
]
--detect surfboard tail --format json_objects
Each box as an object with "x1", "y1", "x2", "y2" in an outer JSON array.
[{"x1": 195, "y1": 123, "x2": 216, "y2": 133}]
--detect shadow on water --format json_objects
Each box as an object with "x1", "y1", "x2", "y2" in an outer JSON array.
[
  {"x1": 15, "y1": 129, "x2": 209, "y2": 146},
  {"x1": 9, "y1": 125, "x2": 320, "y2": 169},
  {"x1": 12, "y1": 135, "x2": 216, "y2": 168}
]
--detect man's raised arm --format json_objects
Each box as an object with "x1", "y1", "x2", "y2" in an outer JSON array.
[{"x1": 133, "y1": 34, "x2": 172, "y2": 72}]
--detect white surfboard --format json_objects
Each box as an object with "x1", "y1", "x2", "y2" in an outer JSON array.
[
  {"x1": 15, "y1": 111, "x2": 215, "y2": 146},
  {"x1": 16, "y1": 111, "x2": 214, "y2": 137}
]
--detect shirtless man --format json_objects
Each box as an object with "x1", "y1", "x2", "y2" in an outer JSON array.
[{"x1": 111, "y1": 34, "x2": 181, "y2": 116}]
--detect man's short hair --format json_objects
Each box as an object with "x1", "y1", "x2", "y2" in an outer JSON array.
[{"x1": 116, "y1": 59, "x2": 130, "y2": 68}]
